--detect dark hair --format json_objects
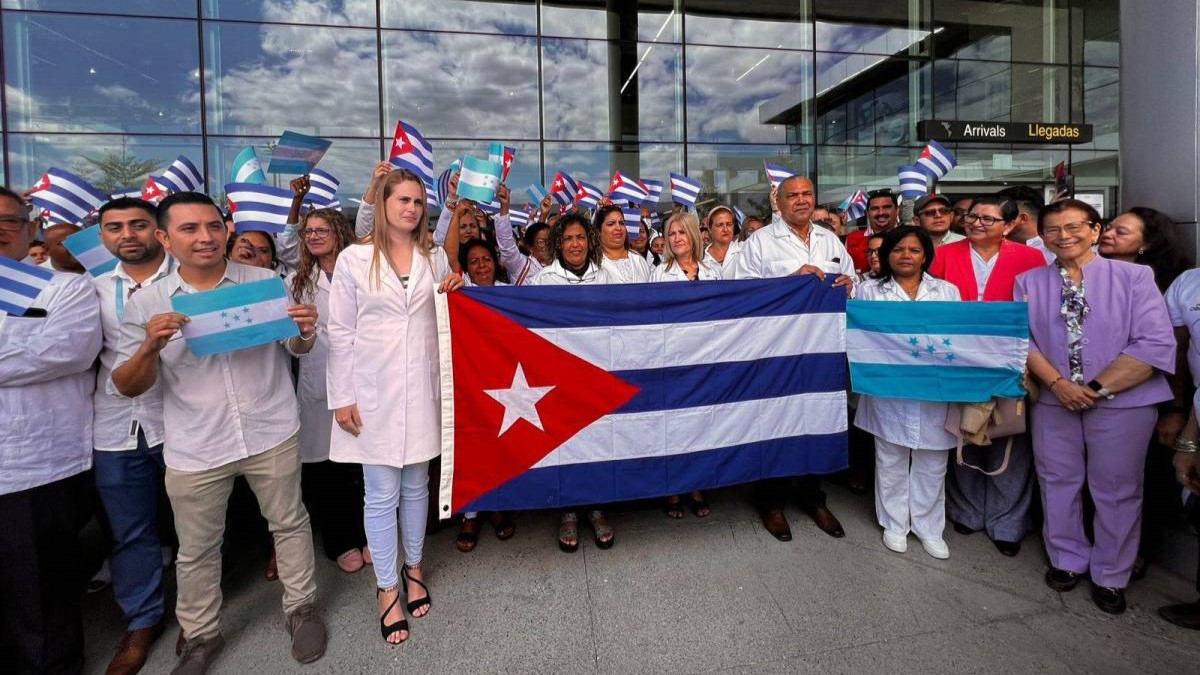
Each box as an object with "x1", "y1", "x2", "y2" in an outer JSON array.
[
  {"x1": 592, "y1": 204, "x2": 630, "y2": 255},
  {"x1": 969, "y1": 195, "x2": 1020, "y2": 223},
  {"x1": 157, "y1": 191, "x2": 220, "y2": 230},
  {"x1": 1037, "y1": 198, "x2": 1101, "y2": 236},
  {"x1": 98, "y1": 197, "x2": 157, "y2": 222},
  {"x1": 995, "y1": 185, "x2": 1044, "y2": 218},
  {"x1": 867, "y1": 188, "x2": 898, "y2": 207},
  {"x1": 0, "y1": 185, "x2": 29, "y2": 219},
  {"x1": 522, "y1": 221, "x2": 550, "y2": 249},
  {"x1": 457, "y1": 237, "x2": 509, "y2": 285},
  {"x1": 28, "y1": 239, "x2": 45, "y2": 249},
  {"x1": 550, "y1": 213, "x2": 595, "y2": 267},
  {"x1": 1120, "y1": 207, "x2": 1193, "y2": 291},
  {"x1": 237, "y1": 229, "x2": 278, "y2": 266},
  {"x1": 877, "y1": 226, "x2": 934, "y2": 284}
]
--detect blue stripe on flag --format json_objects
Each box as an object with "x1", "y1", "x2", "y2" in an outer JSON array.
[
  {"x1": 0, "y1": 274, "x2": 46, "y2": 300},
  {"x1": 0, "y1": 255, "x2": 54, "y2": 281},
  {"x1": 171, "y1": 276, "x2": 287, "y2": 316},
  {"x1": 182, "y1": 317, "x2": 298, "y2": 357},
  {"x1": 850, "y1": 363, "x2": 1025, "y2": 403},
  {"x1": 846, "y1": 300, "x2": 1028, "y2": 338}
]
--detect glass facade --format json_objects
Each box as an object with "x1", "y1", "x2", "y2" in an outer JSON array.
[{"x1": 0, "y1": 0, "x2": 1119, "y2": 213}]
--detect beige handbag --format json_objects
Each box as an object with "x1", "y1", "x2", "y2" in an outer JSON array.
[{"x1": 943, "y1": 393, "x2": 1028, "y2": 477}]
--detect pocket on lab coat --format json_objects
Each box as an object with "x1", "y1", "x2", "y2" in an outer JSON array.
[{"x1": 355, "y1": 372, "x2": 379, "y2": 411}]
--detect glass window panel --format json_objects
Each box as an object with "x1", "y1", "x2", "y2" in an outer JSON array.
[
  {"x1": 933, "y1": 60, "x2": 1074, "y2": 123},
  {"x1": 685, "y1": 45, "x2": 812, "y2": 144},
  {"x1": 687, "y1": 143, "x2": 811, "y2": 213},
  {"x1": 943, "y1": 143, "x2": 1069, "y2": 186},
  {"x1": 1069, "y1": 149, "x2": 1118, "y2": 217},
  {"x1": 426, "y1": 140, "x2": 541, "y2": 208},
  {"x1": 4, "y1": 14, "x2": 200, "y2": 134},
  {"x1": 542, "y1": 142, "x2": 682, "y2": 194},
  {"x1": 1071, "y1": 0, "x2": 1119, "y2": 67},
  {"x1": 382, "y1": 31, "x2": 539, "y2": 140},
  {"x1": 815, "y1": 54, "x2": 930, "y2": 147},
  {"x1": 204, "y1": 22, "x2": 379, "y2": 137},
  {"x1": 381, "y1": 0, "x2": 535, "y2": 34},
  {"x1": 202, "y1": 0, "x2": 375, "y2": 26},
  {"x1": 814, "y1": 0, "x2": 930, "y2": 57},
  {"x1": 933, "y1": 0, "x2": 1069, "y2": 64},
  {"x1": 683, "y1": 0, "x2": 811, "y2": 50},
  {"x1": 815, "y1": 144, "x2": 913, "y2": 204},
  {"x1": 542, "y1": 1, "x2": 679, "y2": 42},
  {"x1": 542, "y1": 39, "x2": 683, "y2": 143},
  {"x1": 2, "y1": 0, "x2": 195, "y2": 17},
  {"x1": 207, "y1": 136, "x2": 381, "y2": 206},
  {"x1": 1078, "y1": 67, "x2": 1117, "y2": 150},
  {"x1": 7, "y1": 133, "x2": 204, "y2": 195}
]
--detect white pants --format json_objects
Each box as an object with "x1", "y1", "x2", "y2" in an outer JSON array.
[{"x1": 874, "y1": 438, "x2": 948, "y2": 540}]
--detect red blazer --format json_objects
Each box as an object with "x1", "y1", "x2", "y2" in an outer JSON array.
[
  {"x1": 929, "y1": 239, "x2": 1046, "y2": 301},
  {"x1": 845, "y1": 229, "x2": 870, "y2": 274}
]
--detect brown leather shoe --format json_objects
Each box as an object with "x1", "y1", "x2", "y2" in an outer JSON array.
[
  {"x1": 761, "y1": 510, "x2": 792, "y2": 541},
  {"x1": 106, "y1": 619, "x2": 165, "y2": 675},
  {"x1": 809, "y1": 506, "x2": 845, "y2": 538}
]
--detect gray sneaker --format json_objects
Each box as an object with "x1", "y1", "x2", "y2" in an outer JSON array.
[
  {"x1": 170, "y1": 634, "x2": 225, "y2": 675},
  {"x1": 285, "y1": 604, "x2": 328, "y2": 664}
]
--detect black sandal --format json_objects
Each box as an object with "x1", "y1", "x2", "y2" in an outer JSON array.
[
  {"x1": 376, "y1": 587, "x2": 408, "y2": 644},
  {"x1": 558, "y1": 512, "x2": 579, "y2": 553},
  {"x1": 664, "y1": 497, "x2": 685, "y2": 519},
  {"x1": 589, "y1": 510, "x2": 615, "y2": 550},
  {"x1": 490, "y1": 511, "x2": 516, "y2": 540},
  {"x1": 688, "y1": 494, "x2": 711, "y2": 518},
  {"x1": 402, "y1": 565, "x2": 432, "y2": 618},
  {"x1": 456, "y1": 517, "x2": 480, "y2": 553}
]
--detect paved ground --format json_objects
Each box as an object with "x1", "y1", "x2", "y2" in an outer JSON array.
[{"x1": 81, "y1": 485, "x2": 1200, "y2": 674}]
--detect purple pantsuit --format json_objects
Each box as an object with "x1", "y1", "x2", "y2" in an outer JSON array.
[{"x1": 1015, "y1": 257, "x2": 1175, "y2": 589}]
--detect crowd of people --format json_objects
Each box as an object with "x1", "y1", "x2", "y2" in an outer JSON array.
[{"x1": 4, "y1": 160, "x2": 1200, "y2": 675}]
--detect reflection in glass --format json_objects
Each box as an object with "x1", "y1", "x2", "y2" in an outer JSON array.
[
  {"x1": 948, "y1": 143, "x2": 1070, "y2": 185},
  {"x1": 933, "y1": 61, "x2": 1073, "y2": 123},
  {"x1": 7, "y1": 133, "x2": 203, "y2": 194},
  {"x1": 815, "y1": 55, "x2": 929, "y2": 147},
  {"x1": 207, "y1": 136, "x2": 382, "y2": 206},
  {"x1": 933, "y1": 0, "x2": 1069, "y2": 64},
  {"x1": 687, "y1": 144, "x2": 811, "y2": 213},
  {"x1": 542, "y1": 142, "x2": 682, "y2": 192},
  {"x1": 686, "y1": 45, "x2": 812, "y2": 144},
  {"x1": 202, "y1": 0, "x2": 375, "y2": 25},
  {"x1": 4, "y1": 14, "x2": 200, "y2": 134},
  {"x1": 1073, "y1": 0, "x2": 1119, "y2": 67},
  {"x1": 541, "y1": 1, "x2": 679, "y2": 42},
  {"x1": 1080, "y1": 67, "x2": 1118, "y2": 150},
  {"x1": 381, "y1": 0, "x2": 536, "y2": 34},
  {"x1": 814, "y1": 0, "x2": 930, "y2": 56},
  {"x1": 684, "y1": 0, "x2": 811, "y2": 49},
  {"x1": 2, "y1": 0, "x2": 195, "y2": 17},
  {"x1": 204, "y1": 22, "x2": 380, "y2": 137},
  {"x1": 382, "y1": 31, "x2": 539, "y2": 140},
  {"x1": 816, "y1": 144, "x2": 914, "y2": 204}
]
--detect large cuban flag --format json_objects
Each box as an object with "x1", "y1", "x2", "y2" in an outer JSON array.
[
  {"x1": 436, "y1": 276, "x2": 849, "y2": 515},
  {"x1": 846, "y1": 300, "x2": 1029, "y2": 403}
]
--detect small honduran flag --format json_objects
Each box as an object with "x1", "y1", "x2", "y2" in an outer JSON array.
[
  {"x1": 231, "y1": 147, "x2": 267, "y2": 185},
  {"x1": 575, "y1": 181, "x2": 603, "y2": 209},
  {"x1": 640, "y1": 179, "x2": 663, "y2": 207},
  {"x1": 109, "y1": 186, "x2": 143, "y2": 200},
  {"x1": 897, "y1": 165, "x2": 931, "y2": 200},
  {"x1": 305, "y1": 169, "x2": 341, "y2": 211},
  {"x1": 0, "y1": 256, "x2": 54, "y2": 315},
  {"x1": 839, "y1": 189, "x2": 868, "y2": 221},
  {"x1": 527, "y1": 182, "x2": 550, "y2": 205},
  {"x1": 28, "y1": 168, "x2": 108, "y2": 225},
  {"x1": 458, "y1": 157, "x2": 503, "y2": 205},
  {"x1": 141, "y1": 176, "x2": 167, "y2": 204},
  {"x1": 157, "y1": 156, "x2": 204, "y2": 194},
  {"x1": 620, "y1": 206, "x2": 644, "y2": 238},
  {"x1": 608, "y1": 170, "x2": 649, "y2": 204},
  {"x1": 550, "y1": 171, "x2": 580, "y2": 207},
  {"x1": 171, "y1": 276, "x2": 298, "y2": 357},
  {"x1": 62, "y1": 225, "x2": 118, "y2": 278},
  {"x1": 225, "y1": 182, "x2": 294, "y2": 234},
  {"x1": 488, "y1": 143, "x2": 516, "y2": 183},
  {"x1": 916, "y1": 140, "x2": 956, "y2": 180},
  {"x1": 669, "y1": 172, "x2": 701, "y2": 208},
  {"x1": 388, "y1": 120, "x2": 435, "y2": 187},
  {"x1": 764, "y1": 162, "x2": 796, "y2": 190}
]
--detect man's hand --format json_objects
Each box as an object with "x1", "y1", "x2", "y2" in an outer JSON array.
[
  {"x1": 142, "y1": 312, "x2": 188, "y2": 354},
  {"x1": 287, "y1": 303, "x2": 318, "y2": 339}
]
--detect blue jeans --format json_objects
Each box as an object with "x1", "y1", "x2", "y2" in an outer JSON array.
[
  {"x1": 363, "y1": 462, "x2": 429, "y2": 589},
  {"x1": 93, "y1": 431, "x2": 166, "y2": 631}
]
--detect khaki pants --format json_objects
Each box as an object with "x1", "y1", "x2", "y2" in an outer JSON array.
[{"x1": 165, "y1": 435, "x2": 316, "y2": 640}]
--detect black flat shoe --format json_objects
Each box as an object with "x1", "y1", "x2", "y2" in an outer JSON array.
[
  {"x1": 1091, "y1": 584, "x2": 1127, "y2": 615},
  {"x1": 402, "y1": 566, "x2": 432, "y2": 618},
  {"x1": 376, "y1": 588, "x2": 408, "y2": 644},
  {"x1": 951, "y1": 522, "x2": 978, "y2": 535},
  {"x1": 1045, "y1": 567, "x2": 1084, "y2": 592},
  {"x1": 1158, "y1": 600, "x2": 1200, "y2": 630},
  {"x1": 992, "y1": 539, "x2": 1020, "y2": 557}
]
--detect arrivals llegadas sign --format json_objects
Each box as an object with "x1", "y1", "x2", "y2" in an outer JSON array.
[{"x1": 918, "y1": 120, "x2": 1093, "y2": 144}]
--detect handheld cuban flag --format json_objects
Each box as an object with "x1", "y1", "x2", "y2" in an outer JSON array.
[
  {"x1": 508, "y1": 210, "x2": 530, "y2": 229},
  {"x1": 620, "y1": 206, "x2": 644, "y2": 238},
  {"x1": 640, "y1": 179, "x2": 663, "y2": 207},
  {"x1": 457, "y1": 156, "x2": 503, "y2": 205},
  {"x1": 488, "y1": 143, "x2": 517, "y2": 183},
  {"x1": 669, "y1": 172, "x2": 702, "y2": 208},
  {"x1": 171, "y1": 276, "x2": 298, "y2": 357},
  {"x1": 389, "y1": 120, "x2": 435, "y2": 186},
  {"x1": 846, "y1": 300, "x2": 1028, "y2": 403},
  {"x1": 28, "y1": 168, "x2": 108, "y2": 225},
  {"x1": 141, "y1": 176, "x2": 167, "y2": 204},
  {"x1": 731, "y1": 205, "x2": 747, "y2": 226},
  {"x1": 109, "y1": 186, "x2": 143, "y2": 200},
  {"x1": 898, "y1": 165, "x2": 931, "y2": 200},
  {"x1": 224, "y1": 182, "x2": 294, "y2": 234},
  {"x1": 840, "y1": 189, "x2": 868, "y2": 221},
  {"x1": 305, "y1": 169, "x2": 341, "y2": 211},
  {"x1": 157, "y1": 156, "x2": 204, "y2": 194},
  {"x1": 437, "y1": 159, "x2": 462, "y2": 207},
  {"x1": 62, "y1": 225, "x2": 118, "y2": 278},
  {"x1": 477, "y1": 200, "x2": 502, "y2": 216},
  {"x1": 0, "y1": 256, "x2": 54, "y2": 316},
  {"x1": 435, "y1": 275, "x2": 848, "y2": 514},
  {"x1": 575, "y1": 181, "x2": 603, "y2": 209},
  {"x1": 764, "y1": 162, "x2": 796, "y2": 190},
  {"x1": 527, "y1": 182, "x2": 550, "y2": 205},
  {"x1": 230, "y1": 147, "x2": 267, "y2": 185},
  {"x1": 550, "y1": 172, "x2": 580, "y2": 208},
  {"x1": 916, "y1": 140, "x2": 957, "y2": 180},
  {"x1": 267, "y1": 132, "x2": 332, "y2": 175},
  {"x1": 608, "y1": 170, "x2": 649, "y2": 204}
]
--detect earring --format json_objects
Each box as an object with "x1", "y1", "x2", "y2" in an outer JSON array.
[{"x1": 1137, "y1": 247, "x2": 1145, "y2": 255}]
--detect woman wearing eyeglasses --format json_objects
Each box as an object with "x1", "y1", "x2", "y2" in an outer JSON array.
[
  {"x1": 928, "y1": 195, "x2": 1046, "y2": 558},
  {"x1": 1015, "y1": 199, "x2": 1175, "y2": 614}
]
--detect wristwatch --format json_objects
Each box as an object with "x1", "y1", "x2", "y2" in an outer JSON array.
[{"x1": 1087, "y1": 379, "x2": 1115, "y2": 400}]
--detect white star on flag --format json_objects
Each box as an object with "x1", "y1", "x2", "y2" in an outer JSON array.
[{"x1": 484, "y1": 363, "x2": 555, "y2": 436}]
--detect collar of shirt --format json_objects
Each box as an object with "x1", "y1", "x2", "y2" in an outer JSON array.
[
  {"x1": 164, "y1": 259, "x2": 243, "y2": 297},
  {"x1": 114, "y1": 255, "x2": 174, "y2": 286}
]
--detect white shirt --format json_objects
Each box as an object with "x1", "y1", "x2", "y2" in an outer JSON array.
[
  {"x1": 702, "y1": 239, "x2": 743, "y2": 274},
  {"x1": 1024, "y1": 236, "x2": 1056, "y2": 264},
  {"x1": 1, "y1": 271, "x2": 102, "y2": 494},
  {"x1": 116, "y1": 261, "x2": 303, "y2": 472},
  {"x1": 529, "y1": 260, "x2": 602, "y2": 285},
  {"x1": 728, "y1": 219, "x2": 857, "y2": 281},
  {"x1": 1165, "y1": 269, "x2": 1200, "y2": 412},
  {"x1": 969, "y1": 246, "x2": 1000, "y2": 299},
  {"x1": 597, "y1": 251, "x2": 652, "y2": 284},
  {"x1": 651, "y1": 259, "x2": 723, "y2": 282},
  {"x1": 91, "y1": 257, "x2": 173, "y2": 451},
  {"x1": 853, "y1": 275, "x2": 962, "y2": 450},
  {"x1": 493, "y1": 213, "x2": 542, "y2": 285}
]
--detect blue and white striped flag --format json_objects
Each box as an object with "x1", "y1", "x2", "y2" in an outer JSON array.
[
  {"x1": 230, "y1": 147, "x2": 266, "y2": 185},
  {"x1": 846, "y1": 300, "x2": 1029, "y2": 403},
  {"x1": 268, "y1": 132, "x2": 332, "y2": 176},
  {"x1": 731, "y1": 205, "x2": 747, "y2": 226},
  {"x1": 839, "y1": 189, "x2": 868, "y2": 221},
  {"x1": 608, "y1": 170, "x2": 648, "y2": 204},
  {"x1": 458, "y1": 156, "x2": 503, "y2": 205},
  {"x1": 764, "y1": 162, "x2": 796, "y2": 189},
  {"x1": 476, "y1": 200, "x2": 502, "y2": 216},
  {"x1": 552, "y1": 172, "x2": 581, "y2": 208},
  {"x1": 389, "y1": 120, "x2": 434, "y2": 186},
  {"x1": 488, "y1": 143, "x2": 516, "y2": 182},
  {"x1": 29, "y1": 168, "x2": 108, "y2": 225},
  {"x1": 620, "y1": 206, "x2": 643, "y2": 238},
  {"x1": 171, "y1": 276, "x2": 299, "y2": 357},
  {"x1": 437, "y1": 159, "x2": 462, "y2": 207},
  {"x1": 898, "y1": 165, "x2": 931, "y2": 200},
  {"x1": 157, "y1": 156, "x2": 204, "y2": 194},
  {"x1": 109, "y1": 186, "x2": 143, "y2": 200},
  {"x1": 575, "y1": 181, "x2": 603, "y2": 209},
  {"x1": 62, "y1": 225, "x2": 118, "y2": 278},
  {"x1": 640, "y1": 179, "x2": 663, "y2": 207},
  {"x1": 670, "y1": 172, "x2": 701, "y2": 208},
  {"x1": 509, "y1": 210, "x2": 530, "y2": 228},
  {"x1": 0, "y1": 256, "x2": 54, "y2": 315},
  {"x1": 527, "y1": 182, "x2": 549, "y2": 205},
  {"x1": 306, "y1": 169, "x2": 341, "y2": 211},
  {"x1": 225, "y1": 182, "x2": 294, "y2": 234},
  {"x1": 917, "y1": 140, "x2": 957, "y2": 180}
]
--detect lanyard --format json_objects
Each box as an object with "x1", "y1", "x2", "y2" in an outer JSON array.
[{"x1": 115, "y1": 258, "x2": 174, "y2": 321}]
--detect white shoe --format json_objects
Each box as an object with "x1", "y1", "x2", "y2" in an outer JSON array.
[
  {"x1": 882, "y1": 530, "x2": 908, "y2": 553},
  {"x1": 920, "y1": 538, "x2": 950, "y2": 560}
]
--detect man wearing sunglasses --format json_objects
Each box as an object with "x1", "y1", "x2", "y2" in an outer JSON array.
[{"x1": 914, "y1": 194, "x2": 965, "y2": 248}]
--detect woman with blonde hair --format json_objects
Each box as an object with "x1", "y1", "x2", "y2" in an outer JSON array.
[{"x1": 326, "y1": 168, "x2": 463, "y2": 645}]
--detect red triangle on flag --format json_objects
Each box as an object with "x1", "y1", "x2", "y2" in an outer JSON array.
[
  {"x1": 389, "y1": 121, "x2": 413, "y2": 160},
  {"x1": 446, "y1": 292, "x2": 640, "y2": 512}
]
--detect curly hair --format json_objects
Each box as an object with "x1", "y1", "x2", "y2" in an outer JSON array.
[
  {"x1": 290, "y1": 208, "x2": 355, "y2": 303},
  {"x1": 549, "y1": 213, "x2": 597, "y2": 267}
]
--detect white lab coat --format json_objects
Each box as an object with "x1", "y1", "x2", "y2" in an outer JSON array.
[
  {"x1": 727, "y1": 219, "x2": 856, "y2": 281},
  {"x1": 597, "y1": 251, "x2": 652, "y2": 284},
  {"x1": 325, "y1": 243, "x2": 452, "y2": 468},
  {"x1": 702, "y1": 239, "x2": 742, "y2": 275},
  {"x1": 650, "y1": 259, "x2": 723, "y2": 282},
  {"x1": 287, "y1": 268, "x2": 334, "y2": 463},
  {"x1": 529, "y1": 260, "x2": 602, "y2": 285}
]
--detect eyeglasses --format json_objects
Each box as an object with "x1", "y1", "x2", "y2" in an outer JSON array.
[
  {"x1": 962, "y1": 213, "x2": 1007, "y2": 227},
  {"x1": 919, "y1": 208, "x2": 952, "y2": 217},
  {"x1": 301, "y1": 227, "x2": 332, "y2": 239},
  {"x1": 0, "y1": 215, "x2": 29, "y2": 232},
  {"x1": 866, "y1": 248, "x2": 882, "y2": 257},
  {"x1": 952, "y1": 208, "x2": 968, "y2": 217},
  {"x1": 1042, "y1": 221, "x2": 1097, "y2": 239}
]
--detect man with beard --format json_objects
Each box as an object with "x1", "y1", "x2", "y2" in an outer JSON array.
[
  {"x1": 845, "y1": 189, "x2": 899, "y2": 276},
  {"x1": 91, "y1": 197, "x2": 174, "y2": 675}
]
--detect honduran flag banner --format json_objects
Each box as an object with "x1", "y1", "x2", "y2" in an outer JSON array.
[
  {"x1": 225, "y1": 182, "x2": 293, "y2": 234},
  {"x1": 230, "y1": 147, "x2": 267, "y2": 185},
  {"x1": 434, "y1": 275, "x2": 849, "y2": 515},
  {"x1": 846, "y1": 300, "x2": 1029, "y2": 403},
  {"x1": 457, "y1": 156, "x2": 503, "y2": 205},
  {"x1": 0, "y1": 256, "x2": 54, "y2": 316},
  {"x1": 63, "y1": 225, "x2": 118, "y2": 278},
  {"x1": 171, "y1": 276, "x2": 298, "y2": 357},
  {"x1": 527, "y1": 182, "x2": 550, "y2": 204}
]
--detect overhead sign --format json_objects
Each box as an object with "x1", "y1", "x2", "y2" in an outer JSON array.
[{"x1": 918, "y1": 120, "x2": 1093, "y2": 144}]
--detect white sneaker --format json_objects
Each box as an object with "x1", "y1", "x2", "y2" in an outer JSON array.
[
  {"x1": 882, "y1": 530, "x2": 908, "y2": 554},
  {"x1": 920, "y1": 538, "x2": 950, "y2": 560}
]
